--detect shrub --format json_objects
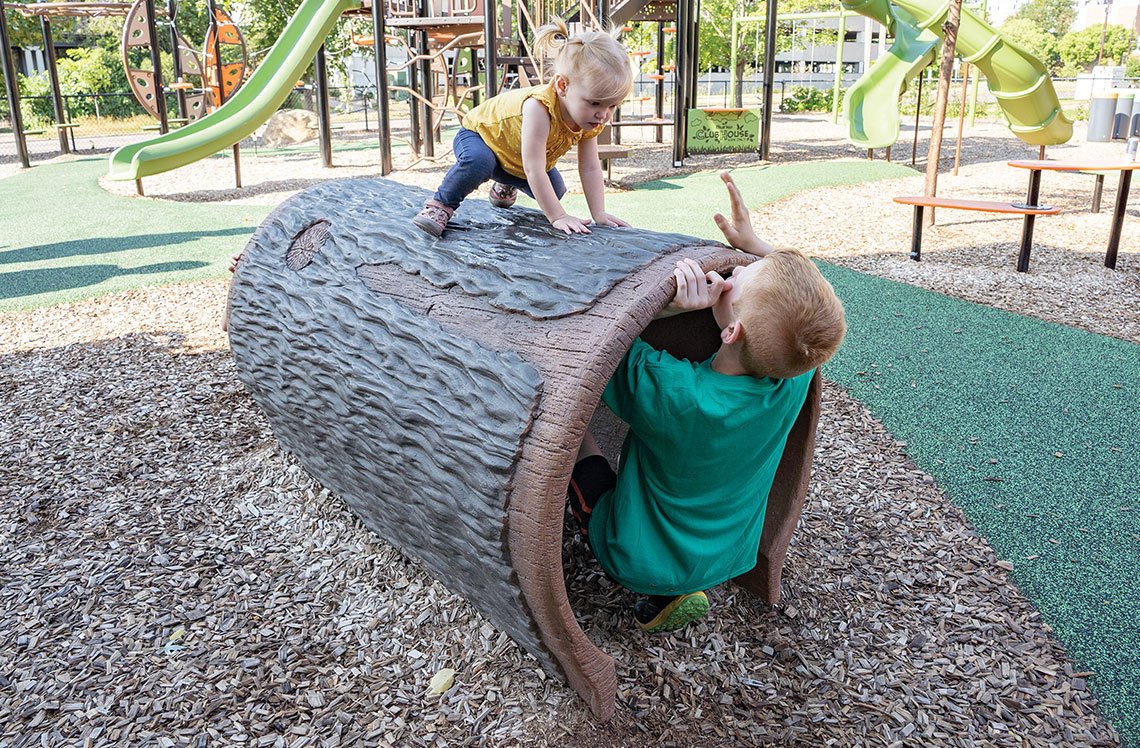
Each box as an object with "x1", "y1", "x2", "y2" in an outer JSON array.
[
  {"x1": 16, "y1": 72, "x2": 56, "y2": 126},
  {"x1": 780, "y1": 85, "x2": 836, "y2": 113}
]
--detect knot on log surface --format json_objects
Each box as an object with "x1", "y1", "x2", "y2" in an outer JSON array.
[{"x1": 227, "y1": 178, "x2": 820, "y2": 720}]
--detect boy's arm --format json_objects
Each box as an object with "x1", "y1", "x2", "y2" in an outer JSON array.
[
  {"x1": 521, "y1": 99, "x2": 590, "y2": 235},
  {"x1": 713, "y1": 170, "x2": 776, "y2": 257},
  {"x1": 602, "y1": 338, "x2": 670, "y2": 441},
  {"x1": 577, "y1": 137, "x2": 630, "y2": 228},
  {"x1": 656, "y1": 257, "x2": 727, "y2": 319}
]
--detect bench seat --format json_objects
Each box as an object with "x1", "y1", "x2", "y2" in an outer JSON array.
[
  {"x1": 609, "y1": 118, "x2": 673, "y2": 128},
  {"x1": 893, "y1": 195, "x2": 1061, "y2": 270},
  {"x1": 893, "y1": 195, "x2": 1061, "y2": 215},
  {"x1": 595, "y1": 144, "x2": 632, "y2": 182}
]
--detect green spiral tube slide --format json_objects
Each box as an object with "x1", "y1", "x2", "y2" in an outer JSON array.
[
  {"x1": 108, "y1": 0, "x2": 362, "y2": 181},
  {"x1": 842, "y1": 0, "x2": 1072, "y2": 149},
  {"x1": 842, "y1": 0, "x2": 939, "y2": 149}
]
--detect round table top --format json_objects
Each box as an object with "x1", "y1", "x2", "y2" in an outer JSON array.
[{"x1": 1008, "y1": 159, "x2": 1140, "y2": 171}]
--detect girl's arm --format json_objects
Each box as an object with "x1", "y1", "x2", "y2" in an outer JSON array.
[
  {"x1": 521, "y1": 99, "x2": 591, "y2": 235},
  {"x1": 583, "y1": 135, "x2": 629, "y2": 226},
  {"x1": 577, "y1": 138, "x2": 629, "y2": 228}
]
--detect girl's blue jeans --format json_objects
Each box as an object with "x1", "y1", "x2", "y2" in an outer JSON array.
[{"x1": 433, "y1": 127, "x2": 566, "y2": 210}]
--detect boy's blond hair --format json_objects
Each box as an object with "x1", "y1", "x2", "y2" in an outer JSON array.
[
  {"x1": 533, "y1": 19, "x2": 633, "y2": 102},
  {"x1": 733, "y1": 248, "x2": 846, "y2": 380}
]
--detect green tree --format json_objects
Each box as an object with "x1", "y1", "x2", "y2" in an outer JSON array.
[
  {"x1": 1000, "y1": 17, "x2": 1059, "y2": 70},
  {"x1": 1126, "y1": 53, "x2": 1140, "y2": 78},
  {"x1": 2, "y1": 6, "x2": 47, "y2": 49},
  {"x1": 698, "y1": 0, "x2": 837, "y2": 106},
  {"x1": 1009, "y1": 0, "x2": 1076, "y2": 36},
  {"x1": 1058, "y1": 23, "x2": 1134, "y2": 69},
  {"x1": 241, "y1": 0, "x2": 302, "y2": 62}
]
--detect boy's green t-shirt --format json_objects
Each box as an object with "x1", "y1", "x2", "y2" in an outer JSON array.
[{"x1": 589, "y1": 338, "x2": 814, "y2": 596}]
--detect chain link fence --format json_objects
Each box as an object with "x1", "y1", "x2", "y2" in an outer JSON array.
[
  {"x1": 3, "y1": 75, "x2": 1131, "y2": 165},
  {"x1": 0, "y1": 84, "x2": 438, "y2": 164}
]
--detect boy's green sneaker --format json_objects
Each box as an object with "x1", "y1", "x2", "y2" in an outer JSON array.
[{"x1": 634, "y1": 591, "x2": 709, "y2": 633}]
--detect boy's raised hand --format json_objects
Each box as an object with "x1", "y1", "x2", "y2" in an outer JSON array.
[
  {"x1": 712, "y1": 171, "x2": 772, "y2": 257},
  {"x1": 665, "y1": 258, "x2": 729, "y2": 315}
]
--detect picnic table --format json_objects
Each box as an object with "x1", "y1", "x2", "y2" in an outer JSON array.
[{"x1": 1008, "y1": 159, "x2": 1140, "y2": 270}]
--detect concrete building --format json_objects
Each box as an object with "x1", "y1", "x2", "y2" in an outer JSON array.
[{"x1": 1073, "y1": 0, "x2": 1140, "y2": 33}]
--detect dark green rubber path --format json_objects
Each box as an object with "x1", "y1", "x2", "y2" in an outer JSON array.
[
  {"x1": 2, "y1": 155, "x2": 1136, "y2": 745},
  {"x1": 817, "y1": 264, "x2": 1139, "y2": 746}
]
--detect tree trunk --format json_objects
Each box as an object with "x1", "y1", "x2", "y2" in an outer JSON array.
[
  {"x1": 227, "y1": 178, "x2": 824, "y2": 722},
  {"x1": 923, "y1": 0, "x2": 963, "y2": 227}
]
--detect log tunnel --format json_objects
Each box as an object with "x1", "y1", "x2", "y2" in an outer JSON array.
[{"x1": 226, "y1": 179, "x2": 822, "y2": 720}]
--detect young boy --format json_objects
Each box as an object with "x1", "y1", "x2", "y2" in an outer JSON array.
[{"x1": 568, "y1": 172, "x2": 847, "y2": 633}]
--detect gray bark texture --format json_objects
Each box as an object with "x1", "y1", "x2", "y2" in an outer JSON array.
[{"x1": 227, "y1": 178, "x2": 821, "y2": 720}]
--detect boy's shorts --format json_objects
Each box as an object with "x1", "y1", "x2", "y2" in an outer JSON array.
[{"x1": 567, "y1": 455, "x2": 615, "y2": 540}]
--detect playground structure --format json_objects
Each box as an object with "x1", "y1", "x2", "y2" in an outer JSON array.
[
  {"x1": 0, "y1": 0, "x2": 144, "y2": 167},
  {"x1": 841, "y1": 0, "x2": 1071, "y2": 150},
  {"x1": 226, "y1": 177, "x2": 824, "y2": 720},
  {"x1": 120, "y1": 0, "x2": 248, "y2": 127},
  {"x1": 0, "y1": 0, "x2": 248, "y2": 170},
  {"x1": 0, "y1": 0, "x2": 1079, "y2": 185},
  {"x1": 725, "y1": 0, "x2": 1072, "y2": 156},
  {"x1": 0, "y1": 0, "x2": 714, "y2": 179}
]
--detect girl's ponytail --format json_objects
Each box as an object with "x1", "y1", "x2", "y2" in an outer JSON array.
[{"x1": 533, "y1": 18, "x2": 571, "y2": 81}]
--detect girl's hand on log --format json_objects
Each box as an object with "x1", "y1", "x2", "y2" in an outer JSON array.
[
  {"x1": 551, "y1": 214, "x2": 592, "y2": 235},
  {"x1": 591, "y1": 211, "x2": 631, "y2": 228}
]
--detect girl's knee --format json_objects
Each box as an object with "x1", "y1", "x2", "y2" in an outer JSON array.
[
  {"x1": 548, "y1": 170, "x2": 567, "y2": 199},
  {"x1": 457, "y1": 145, "x2": 497, "y2": 174}
]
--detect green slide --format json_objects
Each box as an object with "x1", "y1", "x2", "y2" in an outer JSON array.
[
  {"x1": 842, "y1": 0, "x2": 939, "y2": 149},
  {"x1": 843, "y1": 0, "x2": 1072, "y2": 149},
  {"x1": 108, "y1": 0, "x2": 362, "y2": 181}
]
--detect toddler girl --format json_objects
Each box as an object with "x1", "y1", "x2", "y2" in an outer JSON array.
[{"x1": 413, "y1": 19, "x2": 633, "y2": 237}]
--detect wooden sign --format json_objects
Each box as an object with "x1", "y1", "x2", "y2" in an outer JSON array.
[{"x1": 686, "y1": 108, "x2": 760, "y2": 154}]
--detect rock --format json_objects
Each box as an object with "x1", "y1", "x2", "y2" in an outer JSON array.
[{"x1": 259, "y1": 109, "x2": 318, "y2": 147}]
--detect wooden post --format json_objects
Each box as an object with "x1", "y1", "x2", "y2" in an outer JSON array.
[
  {"x1": 923, "y1": 0, "x2": 963, "y2": 227},
  {"x1": 370, "y1": 0, "x2": 392, "y2": 175},
  {"x1": 953, "y1": 62, "x2": 969, "y2": 175},
  {"x1": 911, "y1": 72, "x2": 923, "y2": 166},
  {"x1": 144, "y1": 0, "x2": 169, "y2": 133}
]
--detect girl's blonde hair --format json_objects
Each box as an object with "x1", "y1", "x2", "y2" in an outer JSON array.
[{"x1": 532, "y1": 18, "x2": 633, "y2": 101}]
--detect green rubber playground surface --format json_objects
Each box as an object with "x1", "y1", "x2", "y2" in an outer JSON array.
[
  {"x1": 816, "y1": 265, "x2": 1139, "y2": 744},
  {"x1": 2, "y1": 154, "x2": 1136, "y2": 744},
  {"x1": 0, "y1": 157, "x2": 269, "y2": 313},
  {"x1": 561, "y1": 158, "x2": 915, "y2": 240}
]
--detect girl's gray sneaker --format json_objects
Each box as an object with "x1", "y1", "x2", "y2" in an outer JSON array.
[
  {"x1": 413, "y1": 200, "x2": 454, "y2": 237},
  {"x1": 489, "y1": 182, "x2": 518, "y2": 208}
]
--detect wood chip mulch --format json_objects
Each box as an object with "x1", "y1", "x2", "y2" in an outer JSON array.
[{"x1": 2, "y1": 114, "x2": 1131, "y2": 746}]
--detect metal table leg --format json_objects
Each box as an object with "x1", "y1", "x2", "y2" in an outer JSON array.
[
  {"x1": 1105, "y1": 169, "x2": 1131, "y2": 270},
  {"x1": 910, "y1": 205, "x2": 924, "y2": 261},
  {"x1": 1017, "y1": 169, "x2": 1042, "y2": 273}
]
